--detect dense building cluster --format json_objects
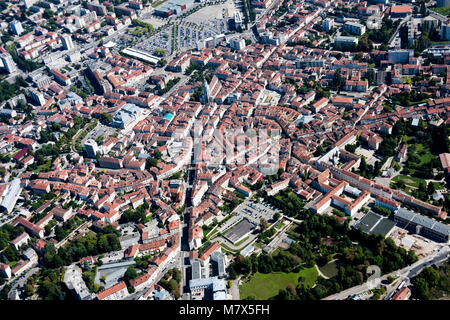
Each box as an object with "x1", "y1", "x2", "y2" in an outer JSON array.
[{"x1": 0, "y1": 0, "x2": 448, "y2": 302}]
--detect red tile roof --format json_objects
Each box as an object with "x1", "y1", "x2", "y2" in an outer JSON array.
[{"x1": 97, "y1": 281, "x2": 126, "y2": 300}]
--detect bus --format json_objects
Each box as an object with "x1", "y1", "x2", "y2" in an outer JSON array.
[{"x1": 397, "y1": 280, "x2": 406, "y2": 290}]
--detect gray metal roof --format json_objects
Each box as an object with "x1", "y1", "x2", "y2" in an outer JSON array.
[
  {"x1": 212, "y1": 278, "x2": 227, "y2": 292},
  {"x1": 395, "y1": 208, "x2": 415, "y2": 221},
  {"x1": 431, "y1": 220, "x2": 450, "y2": 235},
  {"x1": 211, "y1": 251, "x2": 225, "y2": 275},
  {"x1": 189, "y1": 276, "x2": 219, "y2": 289},
  {"x1": 412, "y1": 213, "x2": 435, "y2": 229},
  {"x1": 395, "y1": 208, "x2": 450, "y2": 237},
  {"x1": 191, "y1": 259, "x2": 201, "y2": 280}
]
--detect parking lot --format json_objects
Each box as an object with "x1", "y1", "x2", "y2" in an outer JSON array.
[
  {"x1": 100, "y1": 250, "x2": 125, "y2": 264},
  {"x1": 135, "y1": 25, "x2": 174, "y2": 57},
  {"x1": 82, "y1": 123, "x2": 116, "y2": 145},
  {"x1": 185, "y1": 0, "x2": 237, "y2": 25},
  {"x1": 235, "y1": 199, "x2": 280, "y2": 226}
]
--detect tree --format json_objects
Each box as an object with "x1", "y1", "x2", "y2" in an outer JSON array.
[
  {"x1": 386, "y1": 276, "x2": 395, "y2": 284},
  {"x1": 427, "y1": 182, "x2": 436, "y2": 196},
  {"x1": 146, "y1": 157, "x2": 158, "y2": 168},
  {"x1": 43, "y1": 9, "x2": 54, "y2": 19},
  {"x1": 168, "y1": 279, "x2": 178, "y2": 292},
  {"x1": 260, "y1": 218, "x2": 268, "y2": 232},
  {"x1": 124, "y1": 266, "x2": 138, "y2": 282},
  {"x1": 286, "y1": 283, "x2": 297, "y2": 297},
  {"x1": 154, "y1": 149, "x2": 162, "y2": 160},
  {"x1": 157, "y1": 59, "x2": 167, "y2": 67},
  {"x1": 97, "y1": 113, "x2": 113, "y2": 126},
  {"x1": 412, "y1": 277, "x2": 430, "y2": 300},
  {"x1": 24, "y1": 283, "x2": 34, "y2": 297},
  {"x1": 396, "y1": 180, "x2": 406, "y2": 189},
  {"x1": 420, "y1": 267, "x2": 440, "y2": 287},
  {"x1": 373, "y1": 161, "x2": 381, "y2": 177},
  {"x1": 3, "y1": 245, "x2": 20, "y2": 262},
  {"x1": 153, "y1": 48, "x2": 165, "y2": 57},
  {"x1": 359, "y1": 156, "x2": 367, "y2": 175},
  {"x1": 330, "y1": 70, "x2": 343, "y2": 91},
  {"x1": 420, "y1": 1, "x2": 426, "y2": 16},
  {"x1": 273, "y1": 212, "x2": 281, "y2": 221}
]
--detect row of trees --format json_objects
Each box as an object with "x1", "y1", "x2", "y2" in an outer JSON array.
[
  {"x1": 154, "y1": 77, "x2": 180, "y2": 96},
  {"x1": 0, "y1": 77, "x2": 27, "y2": 103},
  {"x1": 42, "y1": 227, "x2": 121, "y2": 269},
  {"x1": 119, "y1": 202, "x2": 151, "y2": 224},
  {"x1": 264, "y1": 188, "x2": 306, "y2": 219},
  {"x1": 229, "y1": 250, "x2": 302, "y2": 280},
  {"x1": 356, "y1": 156, "x2": 382, "y2": 180},
  {"x1": 0, "y1": 224, "x2": 27, "y2": 265},
  {"x1": 411, "y1": 263, "x2": 448, "y2": 300},
  {"x1": 158, "y1": 268, "x2": 182, "y2": 299}
]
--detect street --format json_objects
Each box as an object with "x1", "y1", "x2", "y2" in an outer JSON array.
[{"x1": 323, "y1": 244, "x2": 450, "y2": 300}]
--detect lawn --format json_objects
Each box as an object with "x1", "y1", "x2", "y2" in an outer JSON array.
[
  {"x1": 151, "y1": 0, "x2": 168, "y2": 7},
  {"x1": 391, "y1": 174, "x2": 424, "y2": 189},
  {"x1": 401, "y1": 135, "x2": 413, "y2": 143},
  {"x1": 219, "y1": 242, "x2": 239, "y2": 254},
  {"x1": 319, "y1": 260, "x2": 339, "y2": 278},
  {"x1": 414, "y1": 144, "x2": 435, "y2": 164},
  {"x1": 239, "y1": 267, "x2": 318, "y2": 300},
  {"x1": 234, "y1": 236, "x2": 250, "y2": 247},
  {"x1": 286, "y1": 224, "x2": 301, "y2": 239},
  {"x1": 401, "y1": 75, "x2": 413, "y2": 84},
  {"x1": 206, "y1": 229, "x2": 218, "y2": 240},
  {"x1": 33, "y1": 159, "x2": 52, "y2": 174},
  {"x1": 431, "y1": 6, "x2": 450, "y2": 17},
  {"x1": 431, "y1": 40, "x2": 450, "y2": 45},
  {"x1": 432, "y1": 182, "x2": 445, "y2": 190}
]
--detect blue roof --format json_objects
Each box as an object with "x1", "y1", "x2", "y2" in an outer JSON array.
[{"x1": 163, "y1": 113, "x2": 173, "y2": 120}]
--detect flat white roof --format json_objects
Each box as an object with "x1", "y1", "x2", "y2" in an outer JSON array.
[{"x1": 122, "y1": 48, "x2": 160, "y2": 64}]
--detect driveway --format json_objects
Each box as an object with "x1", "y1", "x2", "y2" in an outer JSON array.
[{"x1": 229, "y1": 279, "x2": 240, "y2": 300}]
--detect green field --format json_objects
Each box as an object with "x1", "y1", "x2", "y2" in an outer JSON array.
[
  {"x1": 431, "y1": 40, "x2": 450, "y2": 45},
  {"x1": 432, "y1": 181, "x2": 445, "y2": 190},
  {"x1": 152, "y1": 0, "x2": 168, "y2": 7},
  {"x1": 239, "y1": 267, "x2": 318, "y2": 300},
  {"x1": 391, "y1": 174, "x2": 424, "y2": 189},
  {"x1": 390, "y1": 174, "x2": 426, "y2": 194},
  {"x1": 319, "y1": 261, "x2": 339, "y2": 278},
  {"x1": 234, "y1": 236, "x2": 250, "y2": 247},
  {"x1": 401, "y1": 75, "x2": 413, "y2": 84},
  {"x1": 219, "y1": 242, "x2": 239, "y2": 254},
  {"x1": 413, "y1": 143, "x2": 435, "y2": 164},
  {"x1": 431, "y1": 6, "x2": 450, "y2": 17}
]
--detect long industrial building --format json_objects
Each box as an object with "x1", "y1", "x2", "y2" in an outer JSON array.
[
  {"x1": 122, "y1": 48, "x2": 160, "y2": 65},
  {"x1": 394, "y1": 208, "x2": 450, "y2": 242},
  {"x1": 1, "y1": 178, "x2": 22, "y2": 214}
]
